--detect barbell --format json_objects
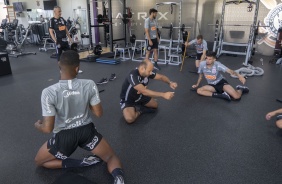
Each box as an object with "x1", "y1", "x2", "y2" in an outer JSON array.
[
  {"x1": 158, "y1": 24, "x2": 192, "y2": 32},
  {"x1": 158, "y1": 24, "x2": 191, "y2": 38},
  {"x1": 96, "y1": 14, "x2": 132, "y2": 24}
]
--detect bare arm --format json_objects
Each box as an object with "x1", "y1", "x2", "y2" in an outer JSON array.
[
  {"x1": 49, "y1": 28, "x2": 57, "y2": 43},
  {"x1": 65, "y1": 28, "x2": 72, "y2": 42},
  {"x1": 145, "y1": 28, "x2": 151, "y2": 43},
  {"x1": 154, "y1": 73, "x2": 177, "y2": 90},
  {"x1": 134, "y1": 84, "x2": 174, "y2": 100},
  {"x1": 34, "y1": 116, "x2": 55, "y2": 134},
  {"x1": 266, "y1": 109, "x2": 282, "y2": 120},
  {"x1": 89, "y1": 103, "x2": 103, "y2": 118},
  {"x1": 200, "y1": 50, "x2": 207, "y2": 61},
  {"x1": 192, "y1": 73, "x2": 203, "y2": 88},
  {"x1": 226, "y1": 69, "x2": 246, "y2": 84}
]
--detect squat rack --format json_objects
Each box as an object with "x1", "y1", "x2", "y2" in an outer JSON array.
[
  {"x1": 212, "y1": 0, "x2": 260, "y2": 65},
  {"x1": 155, "y1": 1, "x2": 184, "y2": 65},
  {"x1": 88, "y1": 0, "x2": 127, "y2": 53}
]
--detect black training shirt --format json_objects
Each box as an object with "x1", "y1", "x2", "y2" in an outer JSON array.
[
  {"x1": 120, "y1": 68, "x2": 156, "y2": 101},
  {"x1": 49, "y1": 17, "x2": 67, "y2": 41}
]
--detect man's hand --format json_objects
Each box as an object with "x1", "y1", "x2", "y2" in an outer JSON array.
[
  {"x1": 163, "y1": 92, "x2": 175, "y2": 100},
  {"x1": 34, "y1": 120, "x2": 43, "y2": 130},
  {"x1": 266, "y1": 112, "x2": 275, "y2": 120},
  {"x1": 239, "y1": 76, "x2": 246, "y2": 85},
  {"x1": 169, "y1": 82, "x2": 178, "y2": 90},
  {"x1": 185, "y1": 41, "x2": 189, "y2": 47},
  {"x1": 192, "y1": 84, "x2": 198, "y2": 89},
  {"x1": 149, "y1": 40, "x2": 153, "y2": 46}
]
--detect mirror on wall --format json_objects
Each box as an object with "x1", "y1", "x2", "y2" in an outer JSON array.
[
  {"x1": 26, "y1": 9, "x2": 53, "y2": 22},
  {"x1": 73, "y1": 8, "x2": 88, "y2": 34}
]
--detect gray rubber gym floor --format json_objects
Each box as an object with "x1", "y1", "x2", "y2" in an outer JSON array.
[{"x1": 1, "y1": 46, "x2": 282, "y2": 184}]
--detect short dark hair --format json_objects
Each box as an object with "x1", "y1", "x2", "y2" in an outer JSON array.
[
  {"x1": 206, "y1": 51, "x2": 217, "y2": 59},
  {"x1": 60, "y1": 50, "x2": 80, "y2": 67},
  {"x1": 197, "y1": 35, "x2": 203, "y2": 40},
  {"x1": 149, "y1": 8, "x2": 158, "y2": 15}
]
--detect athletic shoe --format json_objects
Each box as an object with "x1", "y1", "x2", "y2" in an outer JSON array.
[
  {"x1": 222, "y1": 92, "x2": 231, "y2": 101},
  {"x1": 154, "y1": 62, "x2": 161, "y2": 70},
  {"x1": 81, "y1": 155, "x2": 101, "y2": 166},
  {"x1": 114, "y1": 175, "x2": 125, "y2": 184},
  {"x1": 97, "y1": 78, "x2": 108, "y2": 85},
  {"x1": 236, "y1": 85, "x2": 249, "y2": 94},
  {"x1": 78, "y1": 70, "x2": 83, "y2": 74},
  {"x1": 109, "y1": 73, "x2": 117, "y2": 81},
  {"x1": 277, "y1": 115, "x2": 282, "y2": 120}
]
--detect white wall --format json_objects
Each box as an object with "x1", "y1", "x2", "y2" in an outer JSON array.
[{"x1": 0, "y1": 1, "x2": 7, "y2": 22}]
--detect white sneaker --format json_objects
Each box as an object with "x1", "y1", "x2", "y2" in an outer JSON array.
[{"x1": 114, "y1": 175, "x2": 125, "y2": 184}]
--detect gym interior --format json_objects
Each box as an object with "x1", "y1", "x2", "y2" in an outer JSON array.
[{"x1": 1, "y1": 0, "x2": 282, "y2": 183}]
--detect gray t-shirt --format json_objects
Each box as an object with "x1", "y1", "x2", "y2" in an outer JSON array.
[
  {"x1": 144, "y1": 17, "x2": 158, "y2": 40},
  {"x1": 198, "y1": 61, "x2": 228, "y2": 85},
  {"x1": 41, "y1": 78, "x2": 101, "y2": 133},
  {"x1": 188, "y1": 39, "x2": 208, "y2": 53}
]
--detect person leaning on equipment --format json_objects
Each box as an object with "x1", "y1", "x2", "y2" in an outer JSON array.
[
  {"x1": 119, "y1": 59, "x2": 177, "y2": 124},
  {"x1": 34, "y1": 50, "x2": 124, "y2": 184},
  {"x1": 192, "y1": 51, "x2": 249, "y2": 101},
  {"x1": 185, "y1": 35, "x2": 208, "y2": 71}
]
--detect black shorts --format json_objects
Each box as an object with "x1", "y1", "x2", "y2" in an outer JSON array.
[
  {"x1": 209, "y1": 79, "x2": 229, "y2": 93},
  {"x1": 120, "y1": 95, "x2": 151, "y2": 110},
  {"x1": 196, "y1": 53, "x2": 203, "y2": 60},
  {"x1": 146, "y1": 39, "x2": 158, "y2": 51},
  {"x1": 47, "y1": 123, "x2": 102, "y2": 159}
]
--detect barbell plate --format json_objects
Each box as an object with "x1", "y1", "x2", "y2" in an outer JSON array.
[
  {"x1": 94, "y1": 45, "x2": 102, "y2": 55},
  {"x1": 97, "y1": 14, "x2": 103, "y2": 23}
]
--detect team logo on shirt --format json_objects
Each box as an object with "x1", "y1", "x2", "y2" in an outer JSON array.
[
  {"x1": 212, "y1": 68, "x2": 216, "y2": 74},
  {"x1": 62, "y1": 90, "x2": 80, "y2": 98},
  {"x1": 144, "y1": 78, "x2": 148, "y2": 84}
]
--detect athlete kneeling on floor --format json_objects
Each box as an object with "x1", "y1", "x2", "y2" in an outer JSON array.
[{"x1": 34, "y1": 50, "x2": 124, "y2": 184}]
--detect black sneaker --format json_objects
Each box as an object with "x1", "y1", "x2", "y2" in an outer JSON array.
[
  {"x1": 109, "y1": 73, "x2": 116, "y2": 81},
  {"x1": 97, "y1": 78, "x2": 108, "y2": 85},
  {"x1": 154, "y1": 62, "x2": 161, "y2": 70},
  {"x1": 81, "y1": 155, "x2": 101, "y2": 166},
  {"x1": 277, "y1": 115, "x2": 282, "y2": 120},
  {"x1": 236, "y1": 85, "x2": 249, "y2": 94},
  {"x1": 222, "y1": 92, "x2": 231, "y2": 101}
]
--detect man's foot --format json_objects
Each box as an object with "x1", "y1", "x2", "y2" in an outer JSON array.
[
  {"x1": 139, "y1": 106, "x2": 157, "y2": 114},
  {"x1": 154, "y1": 62, "x2": 161, "y2": 70},
  {"x1": 236, "y1": 85, "x2": 249, "y2": 94},
  {"x1": 81, "y1": 155, "x2": 101, "y2": 166},
  {"x1": 78, "y1": 70, "x2": 83, "y2": 74},
  {"x1": 277, "y1": 115, "x2": 282, "y2": 120},
  {"x1": 222, "y1": 92, "x2": 231, "y2": 101},
  {"x1": 97, "y1": 78, "x2": 108, "y2": 85},
  {"x1": 114, "y1": 175, "x2": 125, "y2": 184},
  {"x1": 109, "y1": 73, "x2": 117, "y2": 81}
]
